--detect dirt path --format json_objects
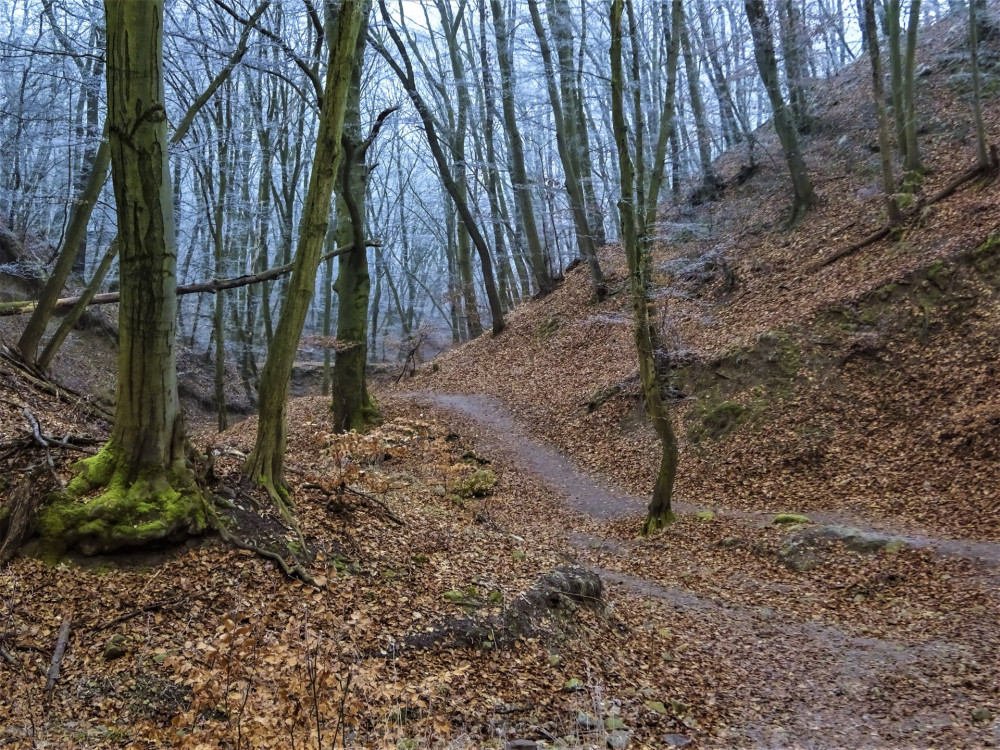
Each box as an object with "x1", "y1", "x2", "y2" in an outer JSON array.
[
  {"x1": 409, "y1": 391, "x2": 1000, "y2": 568},
  {"x1": 403, "y1": 390, "x2": 1000, "y2": 748}
]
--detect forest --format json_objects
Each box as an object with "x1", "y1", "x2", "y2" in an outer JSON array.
[{"x1": 0, "y1": 0, "x2": 999, "y2": 747}]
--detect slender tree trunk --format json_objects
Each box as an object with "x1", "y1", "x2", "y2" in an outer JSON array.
[
  {"x1": 679, "y1": 1, "x2": 719, "y2": 202},
  {"x1": 373, "y1": 0, "x2": 505, "y2": 334},
  {"x1": 490, "y1": 0, "x2": 553, "y2": 295},
  {"x1": 611, "y1": 0, "x2": 679, "y2": 535},
  {"x1": 863, "y1": 0, "x2": 902, "y2": 225},
  {"x1": 245, "y1": 0, "x2": 365, "y2": 500},
  {"x1": 745, "y1": 0, "x2": 815, "y2": 222},
  {"x1": 970, "y1": 0, "x2": 990, "y2": 168},
  {"x1": 525, "y1": 0, "x2": 605, "y2": 296},
  {"x1": 902, "y1": 0, "x2": 923, "y2": 175}
]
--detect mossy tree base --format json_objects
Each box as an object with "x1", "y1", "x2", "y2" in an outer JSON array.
[
  {"x1": 642, "y1": 510, "x2": 678, "y2": 536},
  {"x1": 38, "y1": 445, "x2": 207, "y2": 556}
]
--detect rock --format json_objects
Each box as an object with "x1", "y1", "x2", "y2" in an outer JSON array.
[
  {"x1": 972, "y1": 707, "x2": 993, "y2": 723},
  {"x1": 772, "y1": 513, "x2": 810, "y2": 525},
  {"x1": 695, "y1": 510, "x2": 715, "y2": 521},
  {"x1": 777, "y1": 541, "x2": 823, "y2": 572},
  {"x1": 717, "y1": 537, "x2": 746, "y2": 548},
  {"x1": 564, "y1": 678, "x2": 585, "y2": 693},
  {"x1": 576, "y1": 711, "x2": 600, "y2": 729},
  {"x1": 606, "y1": 730, "x2": 630, "y2": 749},
  {"x1": 103, "y1": 634, "x2": 127, "y2": 661},
  {"x1": 604, "y1": 717, "x2": 626, "y2": 731},
  {"x1": 506, "y1": 741, "x2": 539, "y2": 750},
  {"x1": 663, "y1": 734, "x2": 692, "y2": 748},
  {"x1": 645, "y1": 700, "x2": 667, "y2": 715}
]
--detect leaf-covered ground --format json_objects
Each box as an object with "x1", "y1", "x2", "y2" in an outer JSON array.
[{"x1": 2, "y1": 11, "x2": 1000, "y2": 750}]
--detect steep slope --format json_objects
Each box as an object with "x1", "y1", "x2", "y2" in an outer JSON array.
[{"x1": 405, "y1": 13, "x2": 1000, "y2": 543}]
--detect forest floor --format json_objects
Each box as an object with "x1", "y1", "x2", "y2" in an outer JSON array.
[{"x1": 2, "y1": 9, "x2": 1000, "y2": 750}]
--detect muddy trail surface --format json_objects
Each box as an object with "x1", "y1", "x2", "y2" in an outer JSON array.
[{"x1": 402, "y1": 390, "x2": 1000, "y2": 749}]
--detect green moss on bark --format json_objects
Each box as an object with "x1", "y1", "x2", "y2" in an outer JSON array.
[{"x1": 39, "y1": 446, "x2": 207, "y2": 556}]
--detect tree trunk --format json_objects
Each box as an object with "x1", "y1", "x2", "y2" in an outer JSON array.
[
  {"x1": 38, "y1": 0, "x2": 206, "y2": 556},
  {"x1": 679, "y1": 1, "x2": 719, "y2": 202},
  {"x1": 970, "y1": 0, "x2": 990, "y2": 168},
  {"x1": 373, "y1": 0, "x2": 505, "y2": 334},
  {"x1": 525, "y1": 0, "x2": 605, "y2": 296},
  {"x1": 331, "y1": 2, "x2": 380, "y2": 434},
  {"x1": 745, "y1": 0, "x2": 815, "y2": 222},
  {"x1": 490, "y1": 0, "x2": 553, "y2": 295},
  {"x1": 610, "y1": 0, "x2": 680, "y2": 535},
  {"x1": 902, "y1": 0, "x2": 923, "y2": 176},
  {"x1": 245, "y1": 0, "x2": 365, "y2": 500},
  {"x1": 863, "y1": 0, "x2": 902, "y2": 225}
]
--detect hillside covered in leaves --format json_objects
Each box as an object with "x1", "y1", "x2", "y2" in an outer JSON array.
[{"x1": 1, "y1": 6, "x2": 1000, "y2": 750}]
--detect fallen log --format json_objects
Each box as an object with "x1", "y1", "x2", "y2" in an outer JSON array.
[
  {"x1": 0, "y1": 241, "x2": 378, "y2": 317},
  {"x1": 811, "y1": 158, "x2": 996, "y2": 271}
]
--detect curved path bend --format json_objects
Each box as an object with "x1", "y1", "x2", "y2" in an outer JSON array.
[{"x1": 403, "y1": 389, "x2": 1000, "y2": 749}]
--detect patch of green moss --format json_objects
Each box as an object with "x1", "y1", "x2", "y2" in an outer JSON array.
[
  {"x1": 689, "y1": 400, "x2": 745, "y2": 443},
  {"x1": 772, "y1": 513, "x2": 810, "y2": 525},
  {"x1": 924, "y1": 259, "x2": 952, "y2": 290},
  {"x1": 455, "y1": 469, "x2": 497, "y2": 498},
  {"x1": 38, "y1": 445, "x2": 207, "y2": 556},
  {"x1": 973, "y1": 232, "x2": 1000, "y2": 279},
  {"x1": 758, "y1": 330, "x2": 802, "y2": 378},
  {"x1": 696, "y1": 510, "x2": 715, "y2": 521},
  {"x1": 537, "y1": 316, "x2": 560, "y2": 340}
]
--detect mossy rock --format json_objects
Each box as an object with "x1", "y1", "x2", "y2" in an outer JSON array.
[
  {"x1": 456, "y1": 469, "x2": 497, "y2": 498},
  {"x1": 645, "y1": 700, "x2": 668, "y2": 715},
  {"x1": 772, "y1": 513, "x2": 810, "y2": 525},
  {"x1": 564, "y1": 678, "x2": 585, "y2": 693},
  {"x1": 695, "y1": 510, "x2": 715, "y2": 521}
]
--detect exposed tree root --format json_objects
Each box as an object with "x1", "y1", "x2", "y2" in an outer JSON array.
[{"x1": 213, "y1": 516, "x2": 316, "y2": 586}]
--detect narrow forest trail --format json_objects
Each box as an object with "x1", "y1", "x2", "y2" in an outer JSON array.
[
  {"x1": 409, "y1": 391, "x2": 1000, "y2": 568},
  {"x1": 398, "y1": 389, "x2": 1000, "y2": 749}
]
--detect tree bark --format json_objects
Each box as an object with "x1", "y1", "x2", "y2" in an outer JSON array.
[
  {"x1": 863, "y1": 0, "x2": 902, "y2": 225},
  {"x1": 331, "y1": 2, "x2": 381, "y2": 434},
  {"x1": 745, "y1": 0, "x2": 815, "y2": 222},
  {"x1": 37, "y1": 0, "x2": 206, "y2": 556},
  {"x1": 244, "y1": 0, "x2": 365, "y2": 501}
]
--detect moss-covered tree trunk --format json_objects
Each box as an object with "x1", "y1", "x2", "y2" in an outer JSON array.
[
  {"x1": 245, "y1": 0, "x2": 364, "y2": 500},
  {"x1": 331, "y1": 1, "x2": 379, "y2": 433},
  {"x1": 611, "y1": 0, "x2": 681, "y2": 535},
  {"x1": 39, "y1": 0, "x2": 206, "y2": 555}
]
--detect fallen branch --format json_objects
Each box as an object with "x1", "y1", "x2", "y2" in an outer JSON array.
[
  {"x1": 811, "y1": 159, "x2": 996, "y2": 271},
  {"x1": 0, "y1": 241, "x2": 380, "y2": 317},
  {"x1": 44, "y1": 616, "x2": 71, "y2": 697},
  {"x1": 93, "y1": 596, "x2": 187, "y2": 633}
]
